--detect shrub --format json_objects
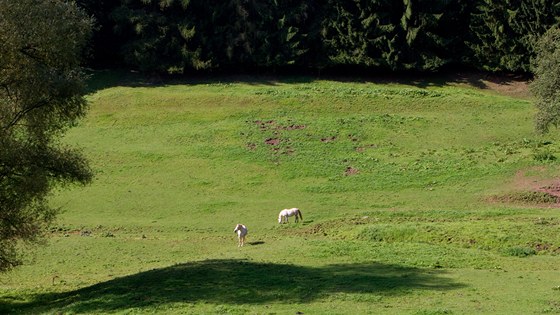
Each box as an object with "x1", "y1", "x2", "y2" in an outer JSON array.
[{"x1": 503, "y1": 246, "x2": 536, "y2": 257}]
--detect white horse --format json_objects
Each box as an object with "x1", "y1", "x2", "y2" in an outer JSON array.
[
  {"x1": 233, "y1": 224, "x2": 248, "y2": 247},
  {"x1": 278, "y1": 208, "x2": 303, "y2": 224}
]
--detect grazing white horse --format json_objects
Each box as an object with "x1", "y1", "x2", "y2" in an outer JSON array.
[
  {"x1": 233, "y1": 224, "x2": 248, "y2": 247},
  {"x1": 278, "y1": 208, "x2": 303, "y2": 224}
]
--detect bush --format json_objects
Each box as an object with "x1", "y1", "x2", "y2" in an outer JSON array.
[
  {"x1": 531, "y1": 27, "x2": 560, "y2": 133},
  {"x1": 503, "y1": 246, "x2": 536, "y2": 257},
  {"x1": 533, "y1": 150, "x2": 557, "y2": 162}
]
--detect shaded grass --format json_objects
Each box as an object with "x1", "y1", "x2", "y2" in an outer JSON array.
[{"x1": 3, "y1": 260, "x2": 463, "y2": 314}]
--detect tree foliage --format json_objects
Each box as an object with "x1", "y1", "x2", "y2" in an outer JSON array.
[
  {"x1": 531, "y1": 27, "x2": 560, "y2": 133},
  {"x1": 321, "y1": 0, "x2": 471, "y2": 71},
  {"x1": 82, "y1": 0, "x2": 560, "y2": 74},
  {"x1": 0, "y1": 0, "x2": 93, "y2": 271},
  {"x1": 469, "y1": 0, "x2": 560, "y2": 73},
  {"x1": 110, "y1": 0, "x2": 316, "y2": 73}
]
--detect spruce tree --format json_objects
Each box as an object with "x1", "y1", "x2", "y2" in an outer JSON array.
[{"x1": 469, "y1": 0, "x2": 560, "y2": 72}]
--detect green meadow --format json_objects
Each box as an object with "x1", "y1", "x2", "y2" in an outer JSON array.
[{"x1": 1, "y1": 72, "x2": 560, "y2": 314}]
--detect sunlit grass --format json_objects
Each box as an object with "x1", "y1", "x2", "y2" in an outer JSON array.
[{"x1": 1, "y1": 73, "x2": 560, "y2": 314}]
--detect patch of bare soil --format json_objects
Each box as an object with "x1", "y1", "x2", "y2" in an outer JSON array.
[
  {"x1": 491, "y1": 168, "x2": 560, "y2": 207},
  {"x1": 344, "y1": 166, "x2": 359, "y2": 176},
  {"x1": 264, "y1": 138, "x2": 280, "y2": 145},
  {"x1": 513, "y1": 169, "x2": 560, "y2": 198}
]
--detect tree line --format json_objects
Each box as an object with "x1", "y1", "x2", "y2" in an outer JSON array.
[{"x1": 78, "y1": 0, "x2": 560, "y2": 74}]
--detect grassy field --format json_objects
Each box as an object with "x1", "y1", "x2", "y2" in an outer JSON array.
[{"x1": 1, "y1": 72, "x2": 560, "y2": 314}]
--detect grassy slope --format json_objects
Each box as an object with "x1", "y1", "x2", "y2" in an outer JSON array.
[{"x1": 1, "y1": 73, "x2": 560, "y2": 314}]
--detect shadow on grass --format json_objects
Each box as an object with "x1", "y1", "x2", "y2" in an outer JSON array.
[
  {"x1": 85, "y1": 68, "x2": 529, "y2": 96},
  {"x1": 3, "y1": 259, "x2": 465, "y2": 314},
  {"x1": 84, "y1": 69, "x2": 300, "y2": 94}
]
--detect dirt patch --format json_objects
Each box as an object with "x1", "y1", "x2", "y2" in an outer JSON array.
[
  {"x1": 265, "y1": 138, "x2": 280, "y2": 145},
  {"x1": 531, "y1": 242, "x2": 560, "y2": 254},
  {"x1": 255, "y1": 120, "x2": 276, "y2": 131},
  {"x1": 513, "y1": 168, "x2": 560, "y2": 198},
  {"x1": 344, "y1": 166, "x2": 359, "y2": 176},
  {"x1": 490, "y1": 168, "x2": 560, "y2": 207},
  {"x1": 489, "y1": 191, "x2": 560, "y2": 205},
  {"x1": 251, "y1": 119, "x2": 305, "y2": 155},
  {"x1": 254, "y1": 120, "x2": 305, "y2": 131},
  {"x1": 538, "y1": 183, "x2": 560, "y2": 197},
  {"x1": 321, "y1": 136, "x2": 336, "y2": 143},
  {"x1": 277, "y1": 124, "x2": 305, "y2": 131}
]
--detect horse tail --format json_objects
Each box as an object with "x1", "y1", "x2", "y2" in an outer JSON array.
[{"x1": 298, "y1": 209, "x2": 303, "y2": 221}]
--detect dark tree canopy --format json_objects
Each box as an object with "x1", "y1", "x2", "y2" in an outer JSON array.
[
  {"x1": 0, "y1": 0, "x2": 94, "y2": 271},
  {"x1": 79, "y1": 0, "x2": 560, "y2": 74},
  {"x1": 469, "y1": 0, "x2": 560, "y2": 73}
]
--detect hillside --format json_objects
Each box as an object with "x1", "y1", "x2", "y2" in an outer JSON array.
[{"x1": 1, "y1": 72, "x2": 559, "y2": 315}]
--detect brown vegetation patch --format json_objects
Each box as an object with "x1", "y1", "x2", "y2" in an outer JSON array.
[
  {"x1": 265, "y1": 138, "x2": 280, "y2": 145},
  {"x1": 489, "y1": 191, "x2": 560, "y2": 205},
  {"x1": 344, "y1": 166, "x2": 359, "y2": 176},
  {"x1": 255, "y1": 120, "x2": 276, "y2": 131},
  {"x1": 489, "y1": 168, "x2": 560, "y2": 207},
  {"x1": 529, "y1": 242, "x2": 560, "y2": 255},
  {"x1": 321, "y1": 136, "x2": 336, "y2": 143},
  {"x1": 277, "y1": 124, "x2": 306, "y2": 131},
  {"x1": 538, "y1": 183, "x2": 560, "y2": 197},
  {"x1": 254, "y1": 120, "x2": 305, "y2": 131}
]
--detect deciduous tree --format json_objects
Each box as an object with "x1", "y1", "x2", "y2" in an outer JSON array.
[
  {"x1": 0, "y1": 0, "x2": 93, "y2": 271},
  {"x1": 531, "y1": 27, "x2": 560, "y2": 133}
]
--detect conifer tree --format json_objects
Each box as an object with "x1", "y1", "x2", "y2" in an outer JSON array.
[{"x1": 469, "y1": 0, "x2": 560, "y2": 72}]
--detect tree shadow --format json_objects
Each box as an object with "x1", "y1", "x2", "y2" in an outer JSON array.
[
  {"x1": 84, "y1": 69, "x2": 315, "y2": 94},
  {"x1": 3, "y1": 259, "x2": 465, "y2": 314},
  {"x1": 85, "y1": 69, "x2": 530, "y2": 100}
]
